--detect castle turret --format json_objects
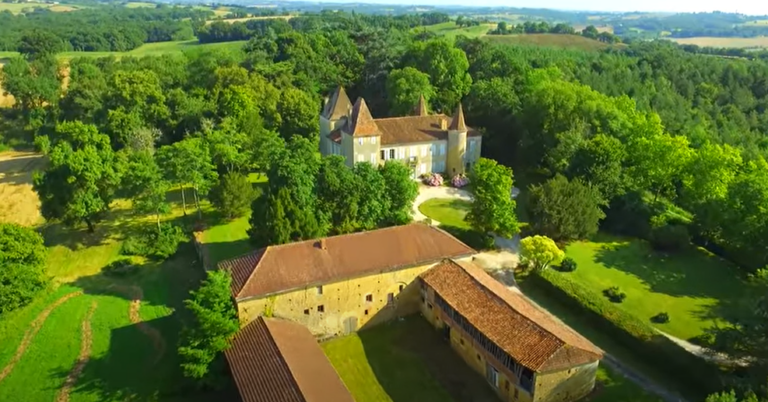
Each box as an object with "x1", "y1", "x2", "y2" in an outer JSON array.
[
  {"x1": 413, "y1": 94, "x2": 428, "y2": 116},
  {"x1": 446, "y1": 103, "x2": 468, "y2": 177},
  {"x1": 342, "y1": 98, "x2": 381, "y2": 167},
  {"x1": 320, "y1": 86, "x2": 353, "y2": 155}
]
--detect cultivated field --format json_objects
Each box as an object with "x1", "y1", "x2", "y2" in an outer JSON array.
[
  {"x1": 484, "y1": 34, "x2": 614, "y2": 51},
  {"x1": 420, "y1": 21, "x2": 495, "y2": 39},
  {"x1": 0, "y1": 40, "x2": 247, "y2": 62},
  {"x1": 0, "y1": 152, "x2": 45, "y2": 227},
  {"x1": 670, "y1": 36, "x2": 768, "y2": 48},
  {"x1": 0, "y1": 1, "x2": 81, "y2": 14}
]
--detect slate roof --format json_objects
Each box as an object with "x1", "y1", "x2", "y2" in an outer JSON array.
[
  {"x1": 420, "y1": 259, "x2": 603, "y2": 372},
  {"x1": 322, "y1": 86, "x2": 352, "y2": 120},
  {"x1": 225, "y1": 317, "x2": 354, "y2": 402},
  {"x1": 220, "y1": 223, "x2": 476, "y2": 300}
]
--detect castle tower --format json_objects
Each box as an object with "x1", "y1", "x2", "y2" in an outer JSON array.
[
  {"x1": 320, "y1": 86, "x2": 352, "y2": 154},
  {"x1": 413, "y1": 94, "x2": 428, "y2": 116},
  {"x1": 343, "y1": 97, "x2": 381, "y2": 167},
  {"x1": 446, "y1": 103, "x2": 468, "y2": 177}
]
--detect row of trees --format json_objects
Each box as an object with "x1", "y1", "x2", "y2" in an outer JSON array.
[
  {"x1": 0, "y1": 6, "x2": 207, "y2": 52},
  {"x1": 487, "y1": 21, "x2": 622, "y2": 43}
]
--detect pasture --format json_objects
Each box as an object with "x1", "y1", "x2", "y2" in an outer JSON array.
[
  {"x1": 204, "y1": 15, "x2": 293, "y2": 25},
  {"x1": 0, "y1": 40, "x2": 247, "y2": 62},
  {"x1": 0, "y1": 153, "x2": 240, "y2": 401},
  {"x1": 0, "y1": 1, "x2": 81, "y2": 14},
  {"x1": 420, "y1": 21, "x2": 494, "y2": 39},
  {"x1": 484, "y1": 34, "x2": 614, "y2": 51},
  {"x1": 670, "y1": 36, "x2": 768, "y2": 48},
  {"x1": 561, "y1": 233, "x2": 745, "y2": 342}
]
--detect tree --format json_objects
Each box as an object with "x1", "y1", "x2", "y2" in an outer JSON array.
[
  {"x1": 316, "y1": 156, "x2": 362, "y2": 234},
  {"x1": 125, "y1": 127, "x2": 161, "y2": 154},
  {"x1": 0, "y1": 55, "x2": 60, "y2": 114},
  {"x1": 178, "y1": 270, "x2": 239, "y2": 384},
  {"x1": 386, "y1": 67, "x2": 435, "y2": 116},
  {"x1": 628, "y1": 133, "x2": 694, "y2": 203},
  {"x1": 276, "y1": 87, "x2": 319, "y2": 142},
  {"x1": 379, "y1": 161, "x2": 418, "y2": 225},
  {"x1": 520, "y1": 235, "x2": 564, "y2": 271},
  {"x1": 466, "y1": 158, "x2": 519, "y2": 238},
  {"x1": 528, "y1": 175, "x2": 607, "y2": 241},
  {"x1": 496, "y1": 21, "x2": 509, "y2": 34},
  {"x1": 120, "y1": 150, "x2": 170, "y2": 231},
  {"x1": 568, "y1": 134, "x2": 627, "y2": 201},
  {"x1": 582, "y1": 25, "x2": 599, "y2": 39},
  {"x1": 157, "y1": 137, "x2": 218, "y2": 219},
  {"x1": 0, "y1": 223, "x2": 48, "y2": 314},
  {"x1": 211, "y1": 172, "x2": 258, "y2": 219},
  {"x1": 104, "y1": 70, "x2": 170, "y2": 148},
  {"x1": 17, "y1": 30, "x2": 65, "y2": 60},
  {"x1": 403, "y1": 38, "x2": 472, "y2": 111},
  {"x1": 33, "y1": 122, "x2": 121, "y2": 232},
  {"x1": 353, "y1": 162, "x2": 388, "y2": 230}
]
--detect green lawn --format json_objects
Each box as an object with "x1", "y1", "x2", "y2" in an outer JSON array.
[
  {"x1": 418, "y1": 198, "x2": 471, "y2": 230},
  {"x1": 201, "y1": 173, "x2": 266, "y2": 266},
  {"x1": 587, "y1": 366, "x2": 663, "y2": 402},
  {"x1": 562, "y1": 233, "x2": 745, "y2": 341},
  {"x1": 0, "y1": 40, "x2": 247, "y2": 62},
  {"x1": 322, "y1": 316, "x2": 499, "y2": 402},
  {"x1": 0, "y1": 188, "x2": 236, "y2": 400}
]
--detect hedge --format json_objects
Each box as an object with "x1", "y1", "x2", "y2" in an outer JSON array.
[{"x1": 532, "y1": 269, "x2": 723, "y2": 399}]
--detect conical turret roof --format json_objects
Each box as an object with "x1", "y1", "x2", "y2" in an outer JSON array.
[
  {"x1": 322, "y1": 86, "x2": 352, "y2": 120},
  {"x1": 448, "y1": 103, "x2": 467, "y2": 132},
  {"x1": 348, "y1": 98, "x2": 381, "y2": 136},
  {"x1": 414, "y1": 94, "x2": 428, "y2": 116}
]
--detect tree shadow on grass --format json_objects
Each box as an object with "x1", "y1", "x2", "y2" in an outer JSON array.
[
  {"x1": 591, "y1": 237, "x2": 748, "y2": 329},
  {"x1": 358, "y1": 315, "x2": 499, "y2": 402}
]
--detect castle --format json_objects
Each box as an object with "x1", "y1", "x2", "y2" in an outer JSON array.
[{"x1": 319, "y1": 87, "x2": 482, "y2": 177}]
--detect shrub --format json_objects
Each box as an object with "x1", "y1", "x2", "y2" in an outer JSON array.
[
  {"x1": 121, "y1": 224, "x2": 186, "y2": 260},
  {"x1": 451, "y1": 174, "x2": 470, "y2": 188},
  {"x1": 439, "y1": 225, "x2": 494, "y2": 250},
  {"x1": 603, "y1": 286, "x2": 626, "y2": 303},
  {"x1": 531, "y1": 270, "x2": 721, "y2": 398},
  {"x1": 651, "y1": 312, "x2": 670, "y2": 324},
  {"x1": 559, "y1": 257, "x2": 577, "y2": 272},
  {"x1": 210, "y1": 172, "x2": 259, "y2": 219},
  {"x1": 423, "y1": 173, "x2": 444, "y2": 187},
  {"x1": 650, "y1": 224, "x2": 690, "y2": 252},
  {"x1": 103, "y1": 257, "x2": 140, "y2": 277},
  {"x1": 0, "y1": 223, "x2": 49, "y2": 314}
]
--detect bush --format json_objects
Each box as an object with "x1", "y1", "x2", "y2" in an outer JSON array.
[
  {"x1": 103, "y1": 257, "x2": 140, "y2": 277},
  {"x1": 651, "y1": 312, "x2": 670, "y2": 324},
  {"x1": 423, "y1": 173, "x2": 444, "y2": 186},
  {"x1": 210, "y1": 172, "x2": 259, "y2": 219},
  {"x1": 439, "y1": 225, "x2": 494, "y2": 250},
  {"x1": 559, "y1": 257, "x2": 577, "y2": 272},
  {"x1": 603, "y1": 286, "x2": 627, "y2": 303},
  {"x1": 451, "y1": 174, "x2": 470, "y2": 188},
  {"x1": 650, "y1": 224, "x2": 690, "y2": 252},
  {"x1": 531, "y1": 270, "x2": 722, "y2": 398},
  {"x1": 121, "y1": 223, "x2": 186, "y2": 260}
]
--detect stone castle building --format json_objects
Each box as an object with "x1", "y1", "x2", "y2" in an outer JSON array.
[{"x1": 319, "y1": 86, "x2": 482, "y2": 177}]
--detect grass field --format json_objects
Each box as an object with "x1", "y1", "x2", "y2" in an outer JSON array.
[
  {"x1": 0, "y1": 40, "x2": 247, "y2": 62},
  {"x1": 485, "y1": 34, "x2": 614, "y2": 51},
  {"x1": 0, "y1": 154, "x2": 240, "y2": 400},
  {"x1": 124, "y1": 1, "x2": 157, "y2": 8},
  {"x1": 561, "y1": 233, "x2": 745, "y2": 341},
  {"x1": 0, "y1": 1, "x2": 81, "y2": 14},
  {"x1": 322, "y1": 315, "x2": 660, "y2": 402},
  {"x1": 418, "y1": 198, "x2": 471, "y2": 229},
  {"x1": 419, "y1": 21, "x2": 495, "y2": 39},
  {"x1": 670, "y1": 36, "x2": 768, "y2": 48},
  {"x1": 204, "y1": 15, "x2": 293, "y2": 25},
  {"x1": 0, "y1": 152, "x2": 45, "y2": 227}
]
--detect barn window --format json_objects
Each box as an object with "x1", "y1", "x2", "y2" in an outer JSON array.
[{"x1": 317, "y1": 305, "x2": 324, "y2": 313}]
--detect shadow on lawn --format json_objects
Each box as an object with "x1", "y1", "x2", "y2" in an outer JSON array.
[
  {"x1": 592, "y1": 237, "x2": 748, "y2": 338},
  {"x1": 49, "y1": 242, "x2": 232, "y2": 401},
  {"x1": 359, "y1": 314, "x2": 498, "y2": 402}
]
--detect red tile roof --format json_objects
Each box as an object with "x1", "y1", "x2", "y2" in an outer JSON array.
[
  {"x1": 373, "y1": 115, "x2": 481, "y2": 145},
  {"x1": 348, "y1": 98, "x2": 381, "y2": 136},
  {"x1": 220, "y1": 224, "x2": 476, "y2": 300},
  {"x1": 420, "y1": 260, "x2": 603, "y2": 372},
  {"x1": 225, "y1": 317, "x2": 354, "y2": 402}
]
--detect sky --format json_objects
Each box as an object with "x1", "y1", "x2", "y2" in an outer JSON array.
[{"x1": 321, "y1": 0, "x2": 768, "y2": 16}]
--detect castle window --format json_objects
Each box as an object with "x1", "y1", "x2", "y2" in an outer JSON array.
[
  {"x1": 380, "y1": 150, "x2": 385, "y2": 160},
  {"x1": 421, "y1": 146, "x2": 427, "y2": 157},
  {"x1": 399, "y1": 284, "x2": 404, "y2": 292},
  {"x1": 357, "y1": 154, "x2": 364, "y2": 163},
  {"x1": 358, "y1": 138, "x2": 363, "y2": 145},
  {"x1": 371, "y1": 137, "x2": 376, "y2": 144},
  {"x1": 365, "y1": 294, "x2": 373, "y2": 302},
  {"x1": 399, "y1": 148, "x2": 405, "y2": 159},
  {"x1": 389, "y1": 149, "x2": 395, "y2": 159},
  {"x1": 370, "y1": 153, "x2": 376, "y2": 164},
  {"x1": 317, "y1": 305, "x2": 325, "y2": 313},
  {"x1": 387, "y1": 293, "x2": 394, "y2": 306},
  {"x1": 316, "y1": 286, "x2": 323, "y2": 295},
  {"x1": 440, "y1": 143, "x2": 446, "y2": 155},
  {"x1": 304, "y1": 309, "x2": 310, "y2": 315}
]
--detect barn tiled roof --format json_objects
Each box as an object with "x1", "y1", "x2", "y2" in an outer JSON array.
[
  {"x1": 348, "y1": 98, "x2": 381, "y2": 136},
  {"x1": 225, "y1": 317, "x2": 354, "y2": 402},
  {"x1": 220, "y1": 223, "x2": 476, "y2": 300},
  {"x1": 322, "y1": 86, "x2": 352, "y2": 120},
  {"x1": 420, "y1": 260, "x2": 603, "y2": 372}
]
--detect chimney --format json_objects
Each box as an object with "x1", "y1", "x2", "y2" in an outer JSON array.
[{"x1": 440, "y1": 118, "x2": 448, "y2": 130}]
